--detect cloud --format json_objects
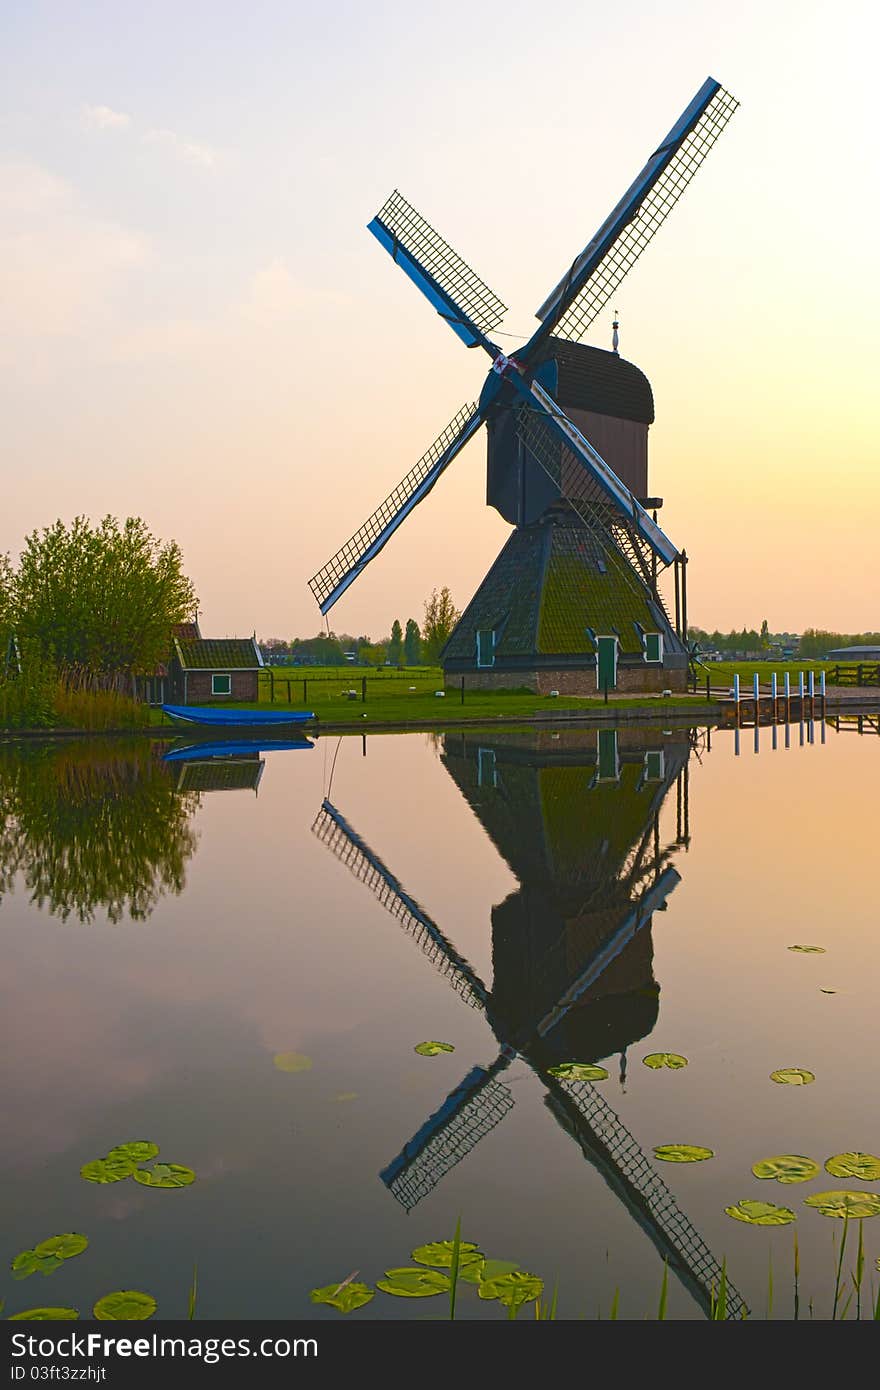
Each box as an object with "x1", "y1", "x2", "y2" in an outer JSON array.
[
  {"x1": 243, "y1": 258, "x2": 350, "y2": 326},
  {"x1": 82, "y1": 103, "x2": 131, "y2": 131},
  {"x1": 142, "y1": 128, "x2": 218, "y2": 169},
  {"x1": 0, "y1": 160, "x2": 148, "y2": 350}
]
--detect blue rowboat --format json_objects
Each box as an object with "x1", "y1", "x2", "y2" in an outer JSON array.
[
  {"x1": 163, "y1": 738, "x2": 313, "y2": 761},
  {"x1": 161, "y1": 704, "x2": 316, "y2": 728}
]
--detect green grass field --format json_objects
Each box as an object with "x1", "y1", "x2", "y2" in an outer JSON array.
[{"x1": 150, "y1": 663, "x2": 706, "y2": 730}]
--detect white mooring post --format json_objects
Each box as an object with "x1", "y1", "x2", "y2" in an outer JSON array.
[
  {"x1": 785, "y1": 671, "x2": 791, "y2": 721},
  {"x1": 808, "y1": 669, "x2": 815, "y2": 717},
  {"x1": 771, "y1": 671, "x2": 778, "y2": 721},
  {"x1": 753, "y1": 672, "x2": 760, "y2": 723}
]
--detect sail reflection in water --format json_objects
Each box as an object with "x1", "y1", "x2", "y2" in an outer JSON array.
[{"x1": 314, "y1": 726, "x2": 748, "y2": 1320}]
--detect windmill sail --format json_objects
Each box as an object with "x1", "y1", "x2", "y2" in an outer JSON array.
[
  {"x1": 308, "y1": 403, "x2": 482, "y2": 615},
  {"x1": 368, "y1": 190, "x2": 507, "y2": 349},
  {"x1": 528, "y1": 79, "x2": 739, "y2": 350},
  {"x1": 515, "y1": 385, "x2": 679, "y2": 569}
]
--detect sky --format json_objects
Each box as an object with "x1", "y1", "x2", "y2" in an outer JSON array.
[{"x1": 2, "y1": 0, "x2": 877, "y2": 640}]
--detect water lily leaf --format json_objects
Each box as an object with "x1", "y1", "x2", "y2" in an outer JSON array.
[
  {"x1": 824, "y1": 1153, "x2": 880, "y2": 1181},
  {"x1": 80, "y1": 1155, "x2": 137, "y2": 1184},
  {"x1": 375, "y1": 1267, "x2": 451, "y2": 1298},
  {"x1": 770, "y1": 1068, "x2": 815, "y2": 1085},
  {"x1": 751, "y1": 1155, "x2": 820, "y2": 1184},
  {"x1": 788, "y1": 945, "x2": 825, "y2": 953},
  {"x1": 411, "y1": 1241, "x2": 482, "y2": 1269},
  {"x1": 33, "y1": 1234, "x2": 88, "y2": 1262},
  {"x1": 413, "y1": 1041, "x2": 455, "y2": 1056},
  {"x1": 132, "y1": 1163, "x2": 195, "y2": 1189},
  {"x1": 653, "y1": 1144, "x2": 714, "y2": 1163},
  {"x1": 92, "y1": 1284, "x2": 156, "y2": 1317},
  {"x1": 643, "y1": 1053, "x2": 688, "y2": 1070},
  {"x1": 804, "y1": 1191, "x2": 880, "y2": 1219},
  {"x1": 310, "y1": 1282, "x2": 374, "y2": 1313},
  {"x1": 547, "y1": 1062, "x2": 609, "y2": 1082},
  {"x1": 34, "y1": 1256, "x2": 64, "y2": 1276},
  {"x1": 93, "y1": 1291, "x2": 157, "y2": 1320},
  {"x1": 478, "y1": 1271, "x2": 544, "y2": 1308},
  {"x1": 273, "y1": 1052, "x2": 313, "y2": 1073},
  {"x1": 459, "y1": 1258, "x2": 519, "y2": 1285},
  {"x1": 107, "y1": 1142, "x2": 159, "y2": 1165},
  {"x1": 11, "y1": 1252, "x2": 40, "y2": 1280},
  {"x1": 725, "y1": 1200, "x2": 797, "y2": 1226},
  {"x1": 8, "y1": 1308, "x2": 79, "y2": 1320}
]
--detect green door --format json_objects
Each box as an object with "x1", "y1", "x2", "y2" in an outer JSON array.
[{"x1": 596, "y1": 636, "x2": 617, "y2": 692}]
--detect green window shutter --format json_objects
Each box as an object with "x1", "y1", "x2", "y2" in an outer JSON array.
[
  {"x1": 644, "y1": 633, "x2": 662, "y2": 663},
  {"x1": 476, "y1": 630, "x2": 495, "y2": 667}
]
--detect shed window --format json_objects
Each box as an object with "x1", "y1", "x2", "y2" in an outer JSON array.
[
  {"x1": 644, "y1": 633, "x2": 663, "y2": 663},
  {"x1": 476, "y1": 630, "x2": 495, "y2": 668},
  {"x1": 212, "y1": 673, "x2": 232, "y2": 695}
]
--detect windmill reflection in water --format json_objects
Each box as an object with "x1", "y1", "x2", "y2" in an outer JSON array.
[{"x1": 312, "y1": 727, "x2": 748, "y2": 1320}]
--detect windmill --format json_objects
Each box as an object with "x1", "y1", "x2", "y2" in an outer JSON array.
[
  {"x1": 309, "y1": 78, "x2": 738, "y2": 694},
  {"x1": 312, "y1": 728, "x2": 748, "y2": 1318}
]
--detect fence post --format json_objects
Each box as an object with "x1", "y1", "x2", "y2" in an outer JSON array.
[
  {"x1": 303, "y1": 679, "x2": 307, "y2": 704},
  {"x1": 270, "y1": 669, "x2": 275, "y2": 704},
  {"x1": 460, "y1": 675, "x2": 464, "y2": 705},
  {"x1": 286, "y1": 679, "x2": 291, "y2": 704},
  {"x1": 706, "y1": 672, "x2": 710, "y2": 701},
  {"x1": 362, "y1": 676, "x2": 366, "y2": 704}
]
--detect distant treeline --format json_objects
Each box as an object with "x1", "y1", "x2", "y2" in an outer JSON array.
[{"x1": 688, "y1": 624, "x2": 880, "y2": 657}]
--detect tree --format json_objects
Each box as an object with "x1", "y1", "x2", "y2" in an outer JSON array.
[
  {"x1": 13, "y1": 516, "x2": 196, "y2": 686},
  {"x1": 404, "y1": 619, "x2": 421, "y2": 665},
  {"x1": 422, "y1": 587, "x2": 461, "y2": 664},
  {"x1": 388, "y1": 619, "x2": 403, "y2": 665},
  {"x1": 760, "y1": 618, "x2": 770, "y2": 651}
]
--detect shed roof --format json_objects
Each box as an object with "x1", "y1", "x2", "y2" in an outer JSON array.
[{"x1": 174, "y1": 637, "x2": 262, "y2": 670}]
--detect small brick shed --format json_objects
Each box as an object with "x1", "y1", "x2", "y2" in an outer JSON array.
[{"x1": 168, "y1": 635, "x2": 263, "y2": 704}]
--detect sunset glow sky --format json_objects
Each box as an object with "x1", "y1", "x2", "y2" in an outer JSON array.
[{"x1": 3, "y1": 1, "x2": 877, "y2": 640}]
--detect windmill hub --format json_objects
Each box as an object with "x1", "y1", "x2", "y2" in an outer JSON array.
[{"x1": 308, "y1": 78, "x2": 738, "y2": 694}]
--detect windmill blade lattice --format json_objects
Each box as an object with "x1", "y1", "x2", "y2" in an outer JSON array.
[
  {"x1": 311, "y1": 799, "x2": 489, "y2": 1010},
  {"x1": 369, "y1": 190, "x2": 508, "y2": 348},
  {"x1": 308, "y1": 403, "x2": 481, "y2": 614},
  {"x1": 533, "y1": 82, "x2": 739, "y2": 345},
  {"x1": 548, "y1": 1078, "x2": 748, "y2": 1320},
  {"x1": 380, "y1": 1062, "x2": 515, "y2": 1212},
  {"x1": 514, "y1": 403, "x2": 670, "y2": 607}
]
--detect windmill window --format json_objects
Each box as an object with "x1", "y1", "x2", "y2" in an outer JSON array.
[
  {"x1": 212, "y1": 673, "x2": 232, "y2": 696},
  {"x1": 644, "y1": 750, "x2": 665, "y2": 781},
  {"x1": 596, "y1": 729, "x2": 620, "y2": 782},
  {"x1": 644, "y1": 633, "x2": 663, "y2": 663},
  {"x1": 476, "y1": 630, "x2": 495, "y2": 668},
  {"x1": 477, "y1": 747, "x2": 498, "y2": 788}
]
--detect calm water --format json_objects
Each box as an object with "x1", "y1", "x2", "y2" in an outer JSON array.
[{"x1": 1, "y1": 718, "x2": 878, "y2": 1320}]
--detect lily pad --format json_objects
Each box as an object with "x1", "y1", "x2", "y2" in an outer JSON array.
[
  {"x1": 273, "y1": 1052, "x2": 313, "y2": 1073},
  {"x1": 107, "y1": 1142, "x2": 159, "y2": 1165},
  {"x1": 804, "y1": 1191, "x2": 880, "y2": 1219},
  {"x1": 93, "y1": 1291, "x2": 157, "y2": 1320},
  {"x1": 725, "y1": 1200, "x2": 797, "y2": 1226},
  {"x1": 375, "y1": 1267, "x2": 451, "y2": 1298},
  {"x1": 643, "y1": 1053, "x2": 688, "y2": 1070},
  {"x1": 411, "y1": 1240, "x2": 482, "y2": 1269},
  {"x1": 547, "y1": 1062, "x2": 609, "y2": 1082},
  {"x1": 653, "y1": 1144, "x2": 714, "y2": 1163},
  {"x1": 788, "y1": 945, "x2": 825, "y2": 953},
  {"x1": 770, "y1": 1068, "x2": 815, "y2": 1086},
  {"x1": 478, "y1": 1271, "x2": 544, "y2": 1308},
  {"x1": 310, "y1": 1282, "x2": 374, "y2": 1313},
  {"x1": 413, "y1": 1041, "x2": 455, "y2": 1056},
  {"x1": 80, "y1": 1155, "x2": 137, "y2": 1184},
  {"x1": 751, "y1": 1155, "x2": 820, "y2": 1184},
  {"x1": 459, "y1": 1258, "x2": 519, "y2": 1286},
  {"x1": 8, "y1": 1308, "x2": 79, "y2": 1320},
  {"x1": 33, "y1": 1234, "x2": 89, "y2": 1262},
  {"x1": 824, "y1": 1153, "x2": 880, "y2": 1181},
  {"x1": 132, "y1": 1163, "x2": 195, "y2": 1189}
]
